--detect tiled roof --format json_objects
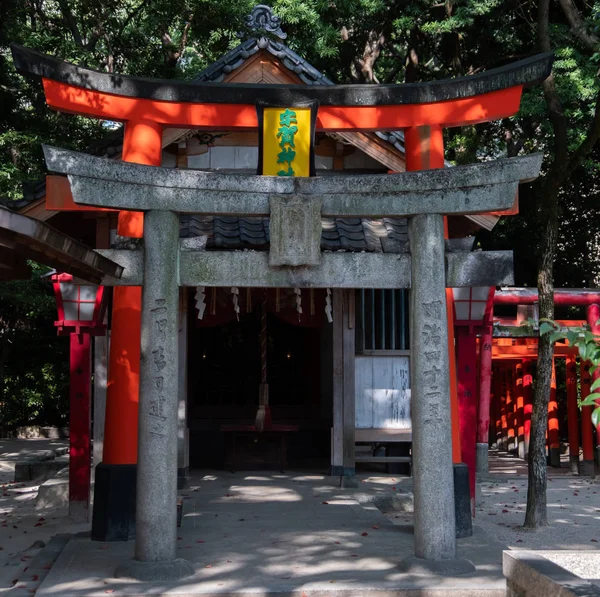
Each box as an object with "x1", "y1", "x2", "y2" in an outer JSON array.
[
  {"x1": 180, "y1": 215, "x2": 408, "y2": 253},
  {"x1": 194, "y1": 38, "x2": 407, "y2": 153}
]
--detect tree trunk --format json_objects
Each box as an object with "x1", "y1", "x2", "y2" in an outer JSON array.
[{"x1": 524, "y1": 185, "x2": 559, "y2": 528}]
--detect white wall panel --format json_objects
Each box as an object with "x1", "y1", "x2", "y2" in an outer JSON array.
[{"x1": 355, "y1": 355, "x2": 411, "y2": 429}]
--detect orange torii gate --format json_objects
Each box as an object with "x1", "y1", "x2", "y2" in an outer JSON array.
[
  {"x1": 11, "y1": 39, "x2": 551, "y2": 579},
  {"x1": 480, "y1": 288, "x2": 600, "y2": 477}
]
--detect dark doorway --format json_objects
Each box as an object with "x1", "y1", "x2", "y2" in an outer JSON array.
[{"x1": 187, "y1": 297, "x2": 331, "y2": 469}]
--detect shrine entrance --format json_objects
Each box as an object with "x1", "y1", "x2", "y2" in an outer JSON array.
[
  {"x1": 187, "y1": 287, "x2": 331, "y2": 469},
  {"x1": 11, "y1": 33, "x2": 551, "y2": 581}
]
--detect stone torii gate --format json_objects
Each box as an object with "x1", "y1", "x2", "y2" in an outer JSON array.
[{"x1": 45, "y1": 145, "x2": 542, "y2": 579}]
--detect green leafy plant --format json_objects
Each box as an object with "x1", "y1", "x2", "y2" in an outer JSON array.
[{"x1": 539, "y1": 318, "x2": 600, "y2": 428}]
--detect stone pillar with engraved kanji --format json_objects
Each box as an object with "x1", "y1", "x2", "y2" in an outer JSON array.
[
  {"x1": 116, "y1": 210, "x2": 193, "y2": 581},
  {"x1": 401, "y1": 213, "x2": 474, "y2": 575}
]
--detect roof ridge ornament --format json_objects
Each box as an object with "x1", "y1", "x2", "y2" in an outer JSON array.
[{"x1": 238, "y1": 5, "x2": 287, "y2": 42}]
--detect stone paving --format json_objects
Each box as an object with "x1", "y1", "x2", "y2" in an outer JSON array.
[
  {"x1": 2, "y1": 442, "x2": 600, "y2": 596},
  {"x1": 32, "y1": 471, "x2": 506, "y2": 596}
]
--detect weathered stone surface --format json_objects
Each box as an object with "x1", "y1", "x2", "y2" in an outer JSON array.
[
  {"x1": 503, "y1": 551, "x2": 600, "y2": 597},
  {"x1": 476, "y1": 443, "x2": 489, "y2": 474},
  {"x1": 97, "y1": 249, "x2": 514, "y2": 289},
  {"x1": 446, "y1": 250, "x2": 514, "y2": 287},
  {"x1": 133, "y1": 210, "x2": 190, "y2": 575},
  {"x1": 115, "y1": 558, "x2": 194, "y2": 581},
  {"x1": 399, "y1": 555, "x2": 476, "y2": 576},
  {"x1": 15, "y1": 455, "x2": 69, "y2": 483},
  {"x1": 35, "y1": 466, "x2": 68, "y2": 510},
  {"x1": 44, "y1": 146, "x2": 542, "y2": 217},
  {"x1": 269, "y1": 195, "x2": 321, "y2": 266},
  {"x1": 407, "y1": 213, "x2": 456, "y2": 561}
]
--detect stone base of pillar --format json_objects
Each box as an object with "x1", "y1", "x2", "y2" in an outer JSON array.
[
  {"x1": 340, "y1": 468, "x2": 358, "y2": 488},
  {"x1": 115, "y1": 558, "x2": 194, "y2": 581},
  {"x1": 399, "y1": 555, "x2": 476, "y2": 577},
  {"x1": 569, "y1": 455, "x2": 580, "y2": 475},
  {"x1": 548, "y1": 448, "x2": 561, "y2": 468},
  {"x1": 453, "y1": 463, "x2": 472, "y2": 539},
  {"x1": 596, "y1": 446, "x2": 600, "y2": 467},
  {"x1": 177, "y1": 467, "x2": 189, "y2": 490},
  {"x1": 581, "y1": 459, "x2": 595, "y2": 476},
  {"x1": 517, "y1": 441, "x2": 526, "y2": 460},
  {"x1": 91, "y1": 463, "x2": 136, "y2": 541},
  {"x1": 475, "y1": 443, "x2": 489, "y2": 475}
]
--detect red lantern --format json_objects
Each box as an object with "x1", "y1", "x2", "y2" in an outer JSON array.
[
  {"x1": 51, "y1": 272, "x2": 107, "y2": 519},
  {"x1": 452, "y1": 286, "x2": 495, "y2": 325},
  {"x1": 52, "y1": 273, "x2": 106, "y2": 335}
]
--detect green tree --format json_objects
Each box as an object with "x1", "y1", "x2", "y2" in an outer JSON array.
[{"x1": 0, "y1": 263, "x2": 68, "y2": 430}]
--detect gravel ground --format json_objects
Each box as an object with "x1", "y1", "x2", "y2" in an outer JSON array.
[
  {"x1": 0, "y1": 439, "x2": 88, "y2": 592},
  {"x1": 1, "y1": 441, "x2": 599, "y2": 592},
  {"x1": 476, "y1": 474, "x2": 600, "y2": 550}
]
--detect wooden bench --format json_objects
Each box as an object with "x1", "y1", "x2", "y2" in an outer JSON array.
[{"x1": 354, "y1": 428, "x2": 412, "y2": 469}]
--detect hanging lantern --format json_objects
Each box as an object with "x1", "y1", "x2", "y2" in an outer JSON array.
[
  {"x1": 51, "y1": 273, "x2": 106, "y2": 336},
  {"x1": 452, "y1": 287, "x2": 495, "y2": 325}
]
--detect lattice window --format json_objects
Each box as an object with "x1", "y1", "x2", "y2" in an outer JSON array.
[{"x1": 355, "y1": 289, "x2": 410, "y2": 352}]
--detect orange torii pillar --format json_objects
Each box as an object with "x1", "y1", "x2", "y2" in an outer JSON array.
[
  {"x1": 404, "y1": 124, "x2": 471, "y2": 536},
  {"x1": 522, "y1": 359, "x2": 533, "y2": 458},
  {"x1": 588, "y1": 303, "x2": 600, "y2": 465},
  {"x1": 547, "y1": 358, "x2": 561, "y2": 467},
  {"x1": 505, "y1": 364, "x2": 516, "y2": 452},
  {"x1": 476, "y1": 325, "x2": 493, "y2": 473},
  {"x1": 92, "y1": 121, "x2": 162, "y2": 541},
  {"x1": 581, "y1": 360, "x2": 595, "y2": 476},
  {"x1": 493, "y1": 366, "x2": 503, "y2": 448},
  {"x1": 566, "y1": 354, "x2": 580, "y2": 474},
  {"x1": 500, "y1": 362, "x2": 509, "y2": 451},
  {"x1": 456, "y1": 325, "x2": 478, "y2": 508},
  {"x1": 514, "y1": 361, "x2": 526, "y2": 460}
]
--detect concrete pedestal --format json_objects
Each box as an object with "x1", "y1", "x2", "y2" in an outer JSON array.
[
  {"x1": 91, "y1": 463, "x2": 136, "y2": 541},
  {"x1": 581, "y1": 459, "x2": 595, "y2": 476},
  {"x1": 548, "y1": 448, "x2": 561, "y2": 468},
  {"x1": 454, "y1": 463, "x2": 473, "y2": 538},
  {"x1": 402, "y1": 213, "x2": 474, "y2": 576},
  {"x1": 115, "y1": 210, "x2": 192, "y2": 580},
  {"x1": 476, "y1": 443, "x2": 489, "y2": 475},
  {"x1": 569, "y1": 455, "x2": 579, "y2": 475}
]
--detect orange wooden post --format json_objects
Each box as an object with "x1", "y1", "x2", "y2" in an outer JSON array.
[
  {"x1": 476, "y1": 325, "x2": 493, "y2": 473},
  {"x1": 493, "y1": 365, "x2": 503, "y2": 448},
  {"x1": 522, "y1": 359, "x2": 533, "y2": 459},
  {"x1": 514, "y1": 361, "x2": 525, "y2": 459},
  {"x1": 547, "y1": 358, "x2": 561, "y2": 467},
  {"x1": 500, "y1": 363, "x2": 508, "y2": 451},
  {"x1": 566, "y1": 354, "x2": 580, "y2": 473},
  {"x1": 92, "y1": 120, "x2": 163, "y2": 541},
  {"x1": 580, "y1": 360, "x2": 595, "y2": 475},
  {"x1": 505, "y1": 364, "x2": 515, "y2": 452}
]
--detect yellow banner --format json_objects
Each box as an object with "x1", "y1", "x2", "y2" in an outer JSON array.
[{"x1": 262, "y1": 107, "x2": 311, "y2": 177}]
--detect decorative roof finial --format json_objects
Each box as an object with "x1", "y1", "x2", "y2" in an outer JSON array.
[{"x1": 239, "y1": 5, "x2": 287, "y2": 41}]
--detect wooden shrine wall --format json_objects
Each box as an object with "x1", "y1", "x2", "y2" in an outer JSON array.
[{"x1": 355, "y1": 356, "x2": 411, "y2": 429}]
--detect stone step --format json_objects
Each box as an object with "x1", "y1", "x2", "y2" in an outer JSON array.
[
  {"x1": 14, "y1": 453, "x2": 69, "y2": 483},
  {"x1": 355, "y1": 456, "x2": 412, "y2": 463},
  {"x1": 35, "y1": 466, "x2": 69, "y2": 510},
  {"x1": 8, "y1": 535, "x2": 71, "y2": 596}
]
